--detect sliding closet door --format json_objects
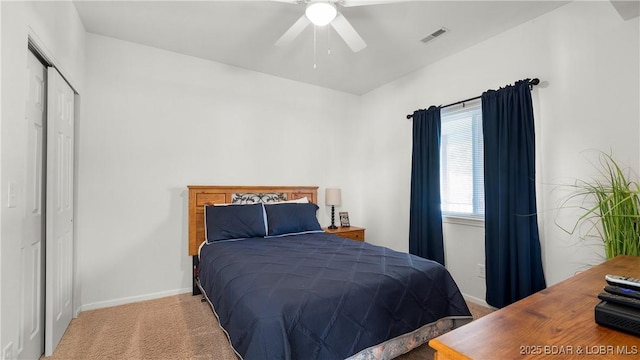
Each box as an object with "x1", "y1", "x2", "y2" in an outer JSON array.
[
  {"x1": 20, "y1": 49, "x2": 47, "y2": 360},
  {"x1": 45, "y1": 67, "x2": 75, "y2": 356}
]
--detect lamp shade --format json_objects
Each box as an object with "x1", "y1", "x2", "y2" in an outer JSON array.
[{"x1": 325, "y1": 188, "x2": 342, "y2": 206}]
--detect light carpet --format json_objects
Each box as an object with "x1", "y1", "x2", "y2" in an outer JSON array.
[{"x1": 45, "y1": 293, "x2": 493, "y2": 360}]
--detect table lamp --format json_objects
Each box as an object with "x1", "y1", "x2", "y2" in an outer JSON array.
[{"x1": 325, "y1": 188, "x2": 342, "y2": 229}]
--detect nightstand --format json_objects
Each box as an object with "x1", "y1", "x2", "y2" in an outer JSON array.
[{"x1": 323, "y1": 226, "x2": 365, "y2": 242}]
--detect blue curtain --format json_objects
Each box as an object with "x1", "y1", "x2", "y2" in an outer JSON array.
[
  {"x1": 409, "y1": 106, "x2": 445, "y2": 265},
  {"x1": 482, "y1": 79, "x2": 546, "y2": 308}
]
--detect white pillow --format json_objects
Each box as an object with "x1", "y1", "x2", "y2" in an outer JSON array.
[
  {"x1": 212, "y1": 196, "x2": 308, "y2": 206},
  {"x1": 270, "y1": 197, "x2": 309, "y2": 204}
]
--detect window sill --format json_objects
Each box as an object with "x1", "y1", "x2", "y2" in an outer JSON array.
[{"x1": 443, "y1": 215, "x2": 485, "y2": 228}]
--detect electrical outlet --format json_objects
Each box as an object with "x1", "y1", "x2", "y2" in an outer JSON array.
[{"x1": 477, "y1": 264, "x2": 486, "y2": 278}]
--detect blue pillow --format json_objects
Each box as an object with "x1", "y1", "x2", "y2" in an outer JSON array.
[
  {"x1": 265, "y1": 203, "x2": 321, "y2": 236},
  {"x1": 205, "y1": 203, "x2": 267, "y2": 242}
]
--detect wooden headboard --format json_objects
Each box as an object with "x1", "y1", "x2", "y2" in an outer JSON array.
[{"x1": 187, "y1": 185, "x2": 319, "y2": 256}]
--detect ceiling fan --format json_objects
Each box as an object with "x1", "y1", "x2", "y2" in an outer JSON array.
[{"x1": 273, "y1": 0, "x2": 404, "y2": 53}]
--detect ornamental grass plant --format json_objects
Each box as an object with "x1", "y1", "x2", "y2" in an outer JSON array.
[{"x1": 559, "y1": 152, "x2": 640, "y2": 259}]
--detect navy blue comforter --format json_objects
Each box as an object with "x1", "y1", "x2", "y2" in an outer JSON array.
[{"x1": 198, "y1": 232, "x2": 470, "y2": 359}]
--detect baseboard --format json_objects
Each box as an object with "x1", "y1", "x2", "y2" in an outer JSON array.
[
  {"x1": 462, "y1": 292, "x2": 495, "y2": 310},
  {"x1": 80, "y1": 288, "x2": 192, "y2": 312}
]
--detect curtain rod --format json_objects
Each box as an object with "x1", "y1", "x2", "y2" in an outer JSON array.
[{"x1": 405, "y1": 78, "x2": 540, "y2": 120}]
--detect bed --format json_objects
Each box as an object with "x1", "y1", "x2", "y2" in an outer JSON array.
[{"x1": 188, "y1": 185, "x2": 472, "y2": 360}]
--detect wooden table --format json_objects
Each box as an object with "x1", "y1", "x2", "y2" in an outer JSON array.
[{"x1": 429, "y1": 255, "x2": 640, "y2": 359}]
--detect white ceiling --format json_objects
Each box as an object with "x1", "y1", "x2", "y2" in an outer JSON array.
[{"x1": 72, "y1": 0, "x2": 569, "y2": 95}]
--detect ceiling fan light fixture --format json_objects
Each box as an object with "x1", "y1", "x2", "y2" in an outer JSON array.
[{"x1": 305, "y1": 1, "x2": 337, "y2": 26}]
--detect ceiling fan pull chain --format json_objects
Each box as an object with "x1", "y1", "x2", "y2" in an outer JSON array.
[
  {"x1": 313, "y1": 25, "x2": 317, "y2": 69},
  {"x1": 327, "y1": 26, "x2": 331, "y2": 55}
]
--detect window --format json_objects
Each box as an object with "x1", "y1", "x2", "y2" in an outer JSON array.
[{"x1": 440, "y1": 100, "x2": 484, "y2": 218}]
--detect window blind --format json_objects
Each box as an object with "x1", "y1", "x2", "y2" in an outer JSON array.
[{"x1": 440, "y1": 100, "x2": 484, "y2": 217}]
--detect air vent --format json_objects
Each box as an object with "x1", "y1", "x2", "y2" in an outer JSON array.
[{"x1": 421, "y1": 28, "x2": 448, "y2": 43}]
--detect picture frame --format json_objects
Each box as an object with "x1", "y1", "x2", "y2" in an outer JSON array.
[{"x1": 339, "y1": 212, "x2": 350, "y2": 227}]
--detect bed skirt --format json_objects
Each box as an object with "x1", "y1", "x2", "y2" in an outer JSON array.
[{"x1": 346, "y1": 316, "x2": 472, "y2": 360}]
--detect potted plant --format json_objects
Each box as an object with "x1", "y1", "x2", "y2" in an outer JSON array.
[{"x1": 558, "y1": 152, "x2": 640, "y2": 259}]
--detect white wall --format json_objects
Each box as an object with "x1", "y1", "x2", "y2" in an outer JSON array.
[
  {"x1": 0, "y1": 1, "x2": 86, "y2": 357},
  {"x1": 76, "y1": 0, "x2": 638, "y2": 308},
  {"x1": 77, "y1": 34, "x2": 361, "y2": 309},
  {"x1": 4, "y1": 0, "x2": 637, "y2": 324},
  {"x1": 357, "y1": 1, "x2": 639, "y2": 302},
  {"x1": 0, "y1": 1, "x2": 4, "y2": 354}
]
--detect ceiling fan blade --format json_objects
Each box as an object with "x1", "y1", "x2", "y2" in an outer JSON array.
[
  {"x1": 275, "y1": 14, "x2": 311, "y2": 47},
  {"x1": 340, "y1": 0, "x2": 408, "y2": 7},
  {"x1": 271, "y1": 0, "x2": 303, "y2": 4},
  {"x1": 330, "y1": 13, "x2": 367, "y2": 52}
]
